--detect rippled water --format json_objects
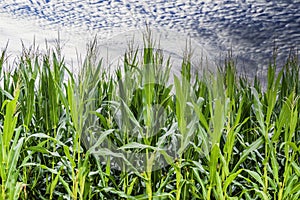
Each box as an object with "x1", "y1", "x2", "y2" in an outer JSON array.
[{"x1": 0, "y1": 0, "x2": 299, "y2": 75}]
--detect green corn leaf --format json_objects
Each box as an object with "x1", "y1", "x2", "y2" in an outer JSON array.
[
  {"x1": 291, "y1": 161, "x2": 300, "y2": 177},
  {"x1": 24, "y1": 78, "x2": 35, "y2": 127},
  {"x1": 102, "y1": 187, "x2": 137, "y2": 200},
  {"x1": 63, "y1": 145, "x2": 76, "y2": 167},
  {"x1": 87, "y1": 129, "x2": 114, "y2": 154},
  {"x1": 27, "y1": 146, "x2": 60, "y2": 157},
  {"x1": 0, "y1": 87, "x2": 14, "y2": 100},
  {"x1": 192, "y1": 167, "x2": 207, "y2": 198},
  {"x1": 209, "y1": 144, "x2": 220, "y2": 185},
  {"x1": 254, "y1": 188, "x2": 269, "y2": 200},
  {"x1": 118, "y1": 142, "x2": 160, "y2": 151},
  {"x1": 215, "y1": 171, "x2": 224, "y2": 199},
  {"x1": 290, "y1": 183, "x2": 300, "y2": 196},
  {"x1": 223, "y1": 169, "x2": 243, "y2": 194},
  {"x1": 5, "y1": 135, "x2": 24, "y2": 192},
  {"x1": 2, "y1": 87, "x2": 20, "y2": 154},
  {"x1": 244, "y1": 169, "x2": 264, "y2": 188},
  {"x1": 269, "y1": 143, "x2": 279, "y2": 184},
  {"x1": 232, "y1": 137, "x2": 264, "y2": 173},
  {"x1": 59, "y1": 175, "x2": 73, "y2": 198},
  {"x1": 50, "y1": 167, "x2": 62, "y2": 200},
  {"x1": 25, "y1": 133, "x2": 65, "y2": 146},
  {"x1": 283, "y1": 175, "x2": 299, "y2": 199},
  {"x1": 251, "y1": 87, "x2": 265, "y2": 133},
  {"x1": 127, "y1": 177, "x2": 138, "y2": 196}
]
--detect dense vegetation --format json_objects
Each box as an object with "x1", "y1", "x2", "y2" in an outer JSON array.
[{"x1": 0, "y1": 34, "x2": 299, "y2": 200}]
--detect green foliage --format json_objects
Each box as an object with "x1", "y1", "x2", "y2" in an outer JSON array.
[{"x1": 0, "y1": 33, "x2": 299, "y2": 200}]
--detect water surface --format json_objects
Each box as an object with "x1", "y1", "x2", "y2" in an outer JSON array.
[{"x1": 0, "y1": 0, "x2": 299, "y2": 75}]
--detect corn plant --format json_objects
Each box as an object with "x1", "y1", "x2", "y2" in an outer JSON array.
[
  {"x1": 0, "y1": 30, "x2": 299, "y2": 200},
  {"x1": 0, "y1": 83, "x2": 25, "y2": 200}
]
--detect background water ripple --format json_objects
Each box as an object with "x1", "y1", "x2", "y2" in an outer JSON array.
[{"x1": 0, "y1": 0, "x2": 299, "y2": 75}]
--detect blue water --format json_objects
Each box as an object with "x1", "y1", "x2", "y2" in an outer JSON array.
[{"x1": 0, "y1": 0, "x2": 299, "y2": 74}]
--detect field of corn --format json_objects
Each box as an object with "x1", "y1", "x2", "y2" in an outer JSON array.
[{"x1": 0, "y1": 32, "x2": 299, "y2": 200}]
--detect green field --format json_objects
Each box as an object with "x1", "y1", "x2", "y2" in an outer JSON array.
[{"x1": 0, "y1": 33, "x2": 299, "y2": 200}]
